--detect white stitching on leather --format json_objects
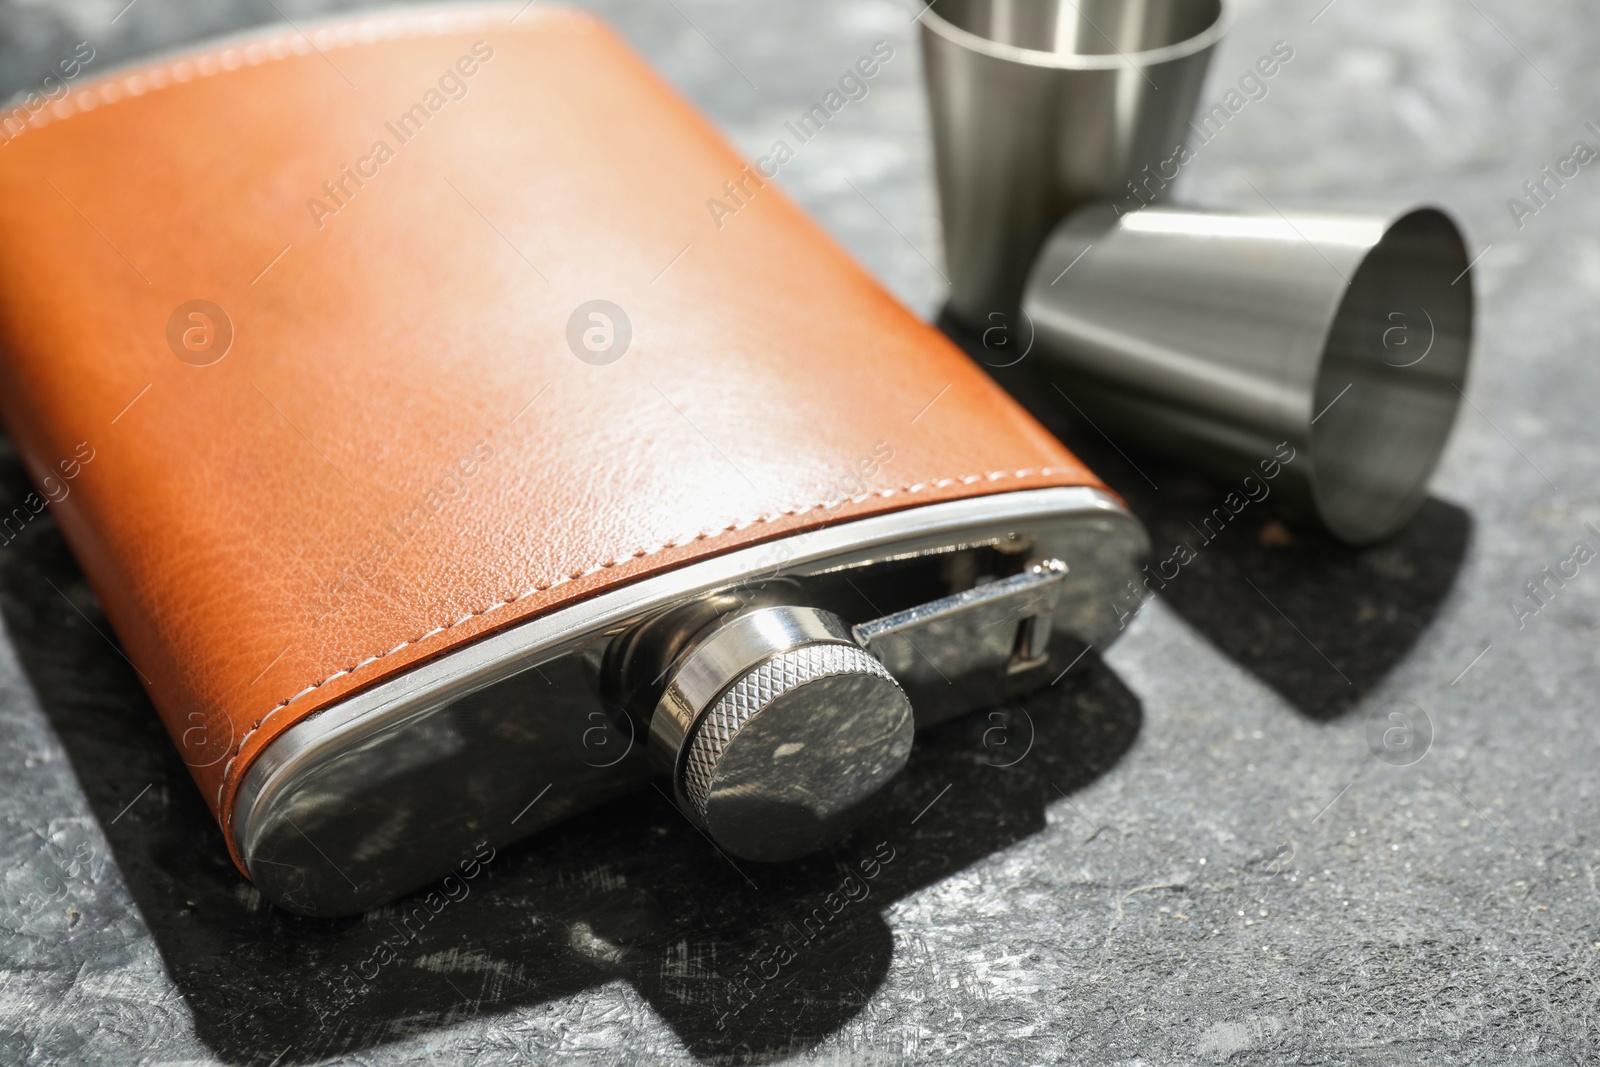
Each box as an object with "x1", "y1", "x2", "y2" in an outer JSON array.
[
  {"x1": 8, "y1": 6, "x2": 550, "y2": 135},
  {"x1": 214, "y1": 466, "x2": 1078, "y2": 807}
]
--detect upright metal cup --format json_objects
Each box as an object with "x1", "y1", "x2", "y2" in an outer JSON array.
[
  {"x1": 920, "y1": 0, "x2": 1227, "y2": 326},
  {"x1": 1021, "y1": 203, "x2": 1475, "y2": 544}
]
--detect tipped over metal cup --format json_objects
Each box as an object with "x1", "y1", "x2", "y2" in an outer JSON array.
[
  {"x1": 920, "y1": 0, "x2": 1227, "y2": 326},
  {"x1": 1022, "y1": 203, "x2": 1475, "y2": 544}
]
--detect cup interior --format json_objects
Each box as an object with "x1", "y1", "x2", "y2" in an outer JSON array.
[
  {"x1": 928, "y1": 0, "x2": 1222, "y2": 57},
  {"x1": 1310, "y1": 209, "x2": 1474, "y2": 544}
]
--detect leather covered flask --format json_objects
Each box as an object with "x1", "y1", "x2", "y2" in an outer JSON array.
[{"x1": 0, "y1": 5, "x2": 1147, "y2": 915}]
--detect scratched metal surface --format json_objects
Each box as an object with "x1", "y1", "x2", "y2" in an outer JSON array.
[{"x1": 1, "y1": 0, "x2": 1597, "y2": 1063}]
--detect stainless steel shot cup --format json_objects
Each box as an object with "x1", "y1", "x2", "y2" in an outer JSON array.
[
  {"x1": 1022, "y1": 203, "x2": 1475, "y2": 544},
  {"x1": 920, "y1": 0, "x2": 1227, "y2": 326}
]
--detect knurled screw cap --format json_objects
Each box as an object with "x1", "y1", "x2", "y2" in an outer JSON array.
[{"x1": 680, "y1": 641, "x2": 913, "y2": 863}]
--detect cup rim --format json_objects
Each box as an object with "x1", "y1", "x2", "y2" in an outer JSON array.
[
  {"x1": 919, "y1": 0, "x2": 1230, "y2": 71},
  {"x1": 1307, "y1": 205, "x2": 1473, "y2": 544}
]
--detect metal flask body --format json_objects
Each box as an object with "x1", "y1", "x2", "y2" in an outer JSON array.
[
  {"x1": 920, "y1": 0, "x2": 1226, "y2": 326},
  {"x1": 1022, "y1": 203, "x2": 1476, "y2": 544},
  {"x1": 236, "y1": 489, "x2": 1149, "y2": 916}
]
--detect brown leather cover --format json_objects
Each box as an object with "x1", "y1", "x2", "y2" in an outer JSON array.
[{"x1": 0, "y1": 5, "x2": 1104, "y2": 870}]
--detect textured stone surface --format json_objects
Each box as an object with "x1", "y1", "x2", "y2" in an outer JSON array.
[{"x1": 1, "y1": 0, "x2": 1597, "y2": 1063}]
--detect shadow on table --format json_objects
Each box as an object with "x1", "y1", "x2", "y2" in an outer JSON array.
[
  {"x1": 945, "y1": 310, "x2": 1473, "y2": 723},
  {"x1": 0, "y1": 439, "x2": 1142, "y2": 1066}
]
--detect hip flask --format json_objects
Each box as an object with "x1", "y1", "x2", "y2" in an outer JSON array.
[{"x1": 0, "y1": 5, "x2": 1147, "y2": 914}]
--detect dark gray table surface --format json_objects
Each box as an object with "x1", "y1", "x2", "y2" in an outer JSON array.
[{"x1": 1, "y1": 0, "x2": 1596, "y2": 1063}]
